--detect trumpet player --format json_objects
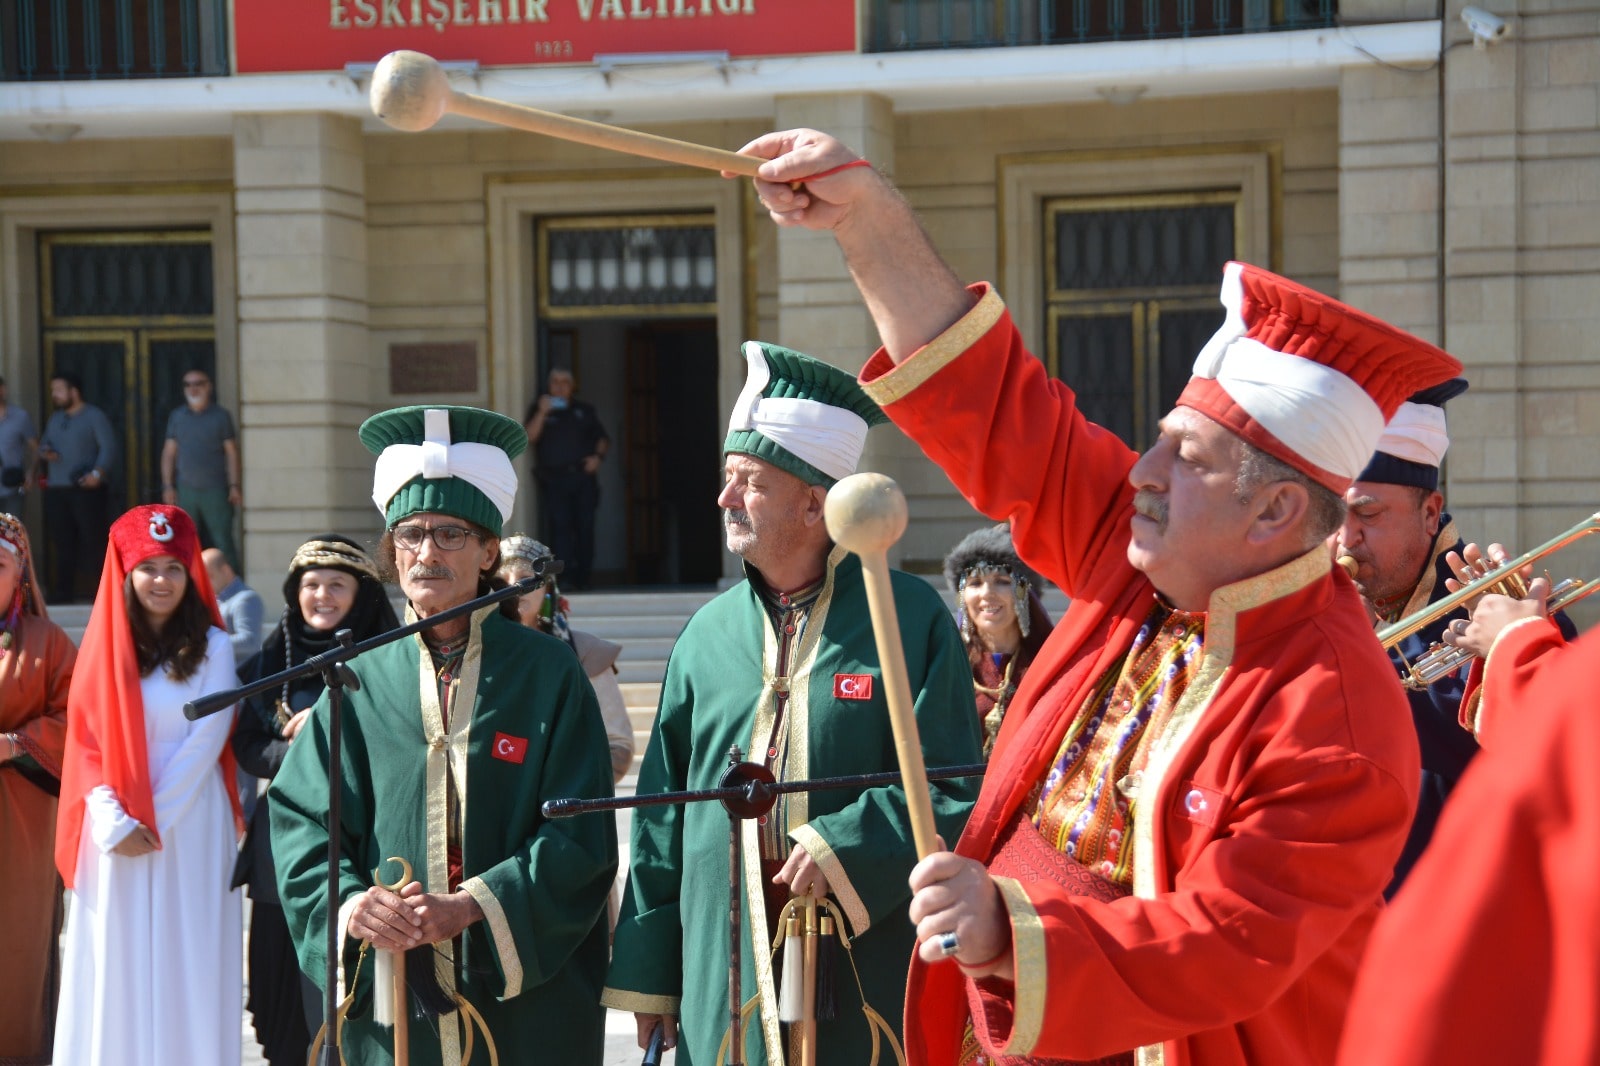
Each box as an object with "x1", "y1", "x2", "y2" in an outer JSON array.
[{"x1": 1336, "y1": 380, "x2": 1484, "y2": 895}]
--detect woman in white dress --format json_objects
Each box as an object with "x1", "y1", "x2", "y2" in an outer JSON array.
[{"x1": 54, "y1": 504, "x2": 243, "y2": 1066}]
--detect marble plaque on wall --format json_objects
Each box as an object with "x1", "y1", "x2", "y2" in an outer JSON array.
[{"x1": 389, "y1": 341, "x2": 477, "y2": 395}]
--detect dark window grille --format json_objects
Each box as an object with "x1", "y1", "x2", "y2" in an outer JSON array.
[
  {"x1": 539, "y1": 219, "x2": 717, "y2": 317},
  {"x1": 867, "y1": 0, "x2": 1335, "y2": 50},
  {"x1": 45, "y1": 234, "x2": 214, "y2": 319},
  {"x1": 1045, "y1": 194, "x2": 1237, "y2": 449},
  {"x1": 2, "y1": 0, "x2": 229, "y2": 80}
]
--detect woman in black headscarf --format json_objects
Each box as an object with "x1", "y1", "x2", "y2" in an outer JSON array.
[{"x1": 231, "y1": 535, "x2": 398, "y2": 1065}]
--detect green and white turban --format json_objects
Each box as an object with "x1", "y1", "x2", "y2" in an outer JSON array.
[
  {"x1": 360, "y1": 405, "x2": 526, "y2": 536},
  {"x1": 724, "y1": 341, "x2": 888, "y2": 487}
]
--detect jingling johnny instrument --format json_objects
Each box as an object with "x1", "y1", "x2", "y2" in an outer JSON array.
[
  {"x1": 369, "y1": 50, "x2": 765, "y2": 177},
  {"x1": 1376, "y1": 511, "x2": 1600, "y2": 690}
]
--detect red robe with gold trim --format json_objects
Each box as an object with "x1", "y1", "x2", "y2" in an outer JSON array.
[
  {"x1": 1338, "y1": 623, "x2": 1600, "y2": 1065},
  {"x1": 858, "y1": 286, "x2": 1419, "y2": 1066},
  {"x1": 1457, "y1": 615, "x2": 1568, "y2": 746}
]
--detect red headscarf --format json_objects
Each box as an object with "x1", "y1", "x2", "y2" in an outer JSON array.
[{"x1": 55, "y1": 505, "x2": 242, "y2": 886}]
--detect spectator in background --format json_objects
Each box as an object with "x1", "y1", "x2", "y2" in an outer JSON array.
[
  {"x1": 0, "y1": 374, "x2": 38, "y2": 519},
  {"x1": 38, "y1": 372, "x2": 116, "y2": 603},
  {"x1": 203, "y1": 547, "x2": 263, "y2": 670},
  {"x1": 161, "y1": 369, "x2": 242, "y2": 572},
  {"x1": 0, "y1": 513, "x2": 76, "y2": 1063},
  {"x1": 942, "y1": 523, "x2": 1054, "y2": 759},
  {"x1": 496, "y1": 534, "x2": 634, "y2": 783},
  {"x1": 524, "y1": 368, "x2": 609, "y2": 590}
]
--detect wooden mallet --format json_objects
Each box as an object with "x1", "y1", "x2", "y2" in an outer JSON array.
[
  {"x1": 824, "y1": 472, "x2": 940, "y2": 860},
  {"x1": 369, "y1": 50, "x2": 764, "y2": 178}
]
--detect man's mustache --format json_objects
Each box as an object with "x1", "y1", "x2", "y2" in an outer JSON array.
[
  {"x1": 1132, "y1": 490, "x2": 1168, "y2": 532},
  {"x1": 723, "y1": 509, "x2": 751, "y2": 530},
  {"x1": 408, "y1": 564, "x2": 455, "y2": 581}
]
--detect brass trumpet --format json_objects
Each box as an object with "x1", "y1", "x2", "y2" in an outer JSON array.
[{"x1": 1376, "y1": 512, "x2": 1600, "y2": 690}]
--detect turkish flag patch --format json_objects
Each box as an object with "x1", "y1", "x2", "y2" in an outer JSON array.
[
  {"x1": 492, "y1": 732, "x2": 528, "y2": 764},
  {"x1": 1174, "y1": 780, "x2": 1225, "y2": 828},
  {"x1": 833, "y1": 674, "x2": 874, "y2": 700}
]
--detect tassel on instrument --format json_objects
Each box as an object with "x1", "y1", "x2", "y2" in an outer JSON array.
[
  {"x1": 374, "y1": 949, "x2": 397, "y2": 1028},
  {"x1": 815, "y1": 913, "x2": 838, "y2": 1022},
  {"x1": 778, "y1": 913, "x2": 804, "y2": 1024},
  {"x1": 407, "y1": 946, "x2": 458, "y2": 1018}
]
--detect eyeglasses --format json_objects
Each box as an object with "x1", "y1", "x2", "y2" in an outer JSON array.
[{"x1": 392, "y1": 524, "x2": 484, "y2": 552}]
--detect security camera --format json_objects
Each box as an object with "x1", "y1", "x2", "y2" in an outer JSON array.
[{"x1": 1460, "y1": 6, "x2": 1510, "y2": 48}]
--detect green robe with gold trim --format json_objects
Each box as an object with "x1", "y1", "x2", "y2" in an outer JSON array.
[
  {"x1": 602, "y1": 547, "x2": 982, "y2": 1065},
  {"x1": 269, "y1": 605, "x2": 618, "y2": 1066}
]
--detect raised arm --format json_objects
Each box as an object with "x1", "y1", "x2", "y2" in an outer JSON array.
[{"x1": 735, "y1": 129, "x2": 974, "y2": 364}]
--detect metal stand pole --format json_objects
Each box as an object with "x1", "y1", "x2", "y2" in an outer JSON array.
[
  {"x1": 726, "y1": 748, "x2": 744, "y2": 1066},
  {"x1": 316, "y1": 643, "x2": 360, "y2": 1066}
]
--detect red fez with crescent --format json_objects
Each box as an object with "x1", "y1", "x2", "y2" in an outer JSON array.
[
  {"x1": 109, "y1": 503, "x2": 204, "y2": 572},
  {"x1": 1176, "y1": 262, "x2": 1463, "y2": 493}
]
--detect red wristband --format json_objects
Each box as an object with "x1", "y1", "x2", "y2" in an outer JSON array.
[{"x1": 793, "y1": 158, "x2": 873, "y2": 183}]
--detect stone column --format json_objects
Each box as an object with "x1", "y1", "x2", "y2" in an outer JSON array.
[{"x1": 233, "y1": 113, "x2": 374, "y2": 597}]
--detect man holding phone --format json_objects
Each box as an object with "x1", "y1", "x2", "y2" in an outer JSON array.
[{"x1": 524, "y1": 367, "x2": 609, "y2": 590}]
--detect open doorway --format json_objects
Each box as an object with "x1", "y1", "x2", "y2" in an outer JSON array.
[
  {"x1": 531, "y1": 317, "x2": 721, "y2": 588},
  {"x1": 529, "y1": 212, "x2": 726, "y2": 588},
  {"x1": 623, "y1": 320, "x2": 722, "y2": 585}
]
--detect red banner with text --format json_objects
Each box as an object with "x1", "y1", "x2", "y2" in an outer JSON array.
[{"x1": 232, "y1": 0, "x2": 859, "y2": 73}]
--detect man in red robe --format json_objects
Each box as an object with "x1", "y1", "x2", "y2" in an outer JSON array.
[
  {"x1": 1339, "y1": 606, "x2": 1597, "y2": 1065},
  {"x1": 732, "y1": 130, "x2": 1463, "y2": 1066}
]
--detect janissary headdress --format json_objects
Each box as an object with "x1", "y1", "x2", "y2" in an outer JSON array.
[
  {"x1": 0, "y1": 512, "x2": 46, "y2": 643},
  {"x1": 725, "y1": 341, "x2": 888, "y2": 487},
  {"x1": 1356, "y1": 378, "x2": 1470, "y2": 492},
  {"x1": 1176, "y1": 262, "x2": 1464, "y2": 494},
  {"x1": 55, "y1": 505, "x2": 239, "y2": 887},
  {"x1": 361, "y1": 405, "x2": 526, "y2": 535}
]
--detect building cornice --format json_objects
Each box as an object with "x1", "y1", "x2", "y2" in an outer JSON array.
[{"x1": 0, "y1": 22, "x2": 1439, "y2": 142}]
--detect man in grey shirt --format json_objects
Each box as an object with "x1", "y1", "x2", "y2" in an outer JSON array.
[
  {"x1": 161, "y1": 368, "x2": 242, "y2": 571},
  {"x1": 38, "y1": 371, "x2": 116, "y2": 602},
  {"x1": 202, "y1": 546, "x2": 263, "y2": 668},
  {"x1": 0, "y1": 375, "x2": 37, "y2": 520}
]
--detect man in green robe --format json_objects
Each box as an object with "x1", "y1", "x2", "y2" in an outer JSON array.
[
  {"x1": 603, "y1": 343, "x2": 983, "y2": 1065},
  {"x1": 270, "y1": 405, "x2": 618, "y2": 1066}
]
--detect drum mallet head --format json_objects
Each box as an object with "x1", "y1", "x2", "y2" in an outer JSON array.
[
  {"x1": 370, "y1": 50, "x2": 452, "y2": 132},
  {"x1": 825, "y1": 473, "x2": 908, "y2": 557}
]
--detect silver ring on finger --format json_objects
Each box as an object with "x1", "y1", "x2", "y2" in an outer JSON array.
[{"x1": 937, "y1": 931, "x2": 960, "y2": 958}]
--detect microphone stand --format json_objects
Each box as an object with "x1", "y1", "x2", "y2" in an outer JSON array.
[
  {"x1": 185, "y1": 568, "x2": 550, "y2": 1066},
  {"x1": 545, "y1": 758, "x2": 987, "y2": 1066}
]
